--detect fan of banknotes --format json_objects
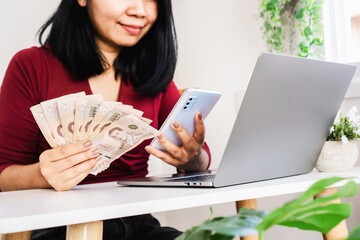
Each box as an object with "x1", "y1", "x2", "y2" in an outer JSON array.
[{"x1": 30, "y1": 92, "x2": 159, "y2": 175}]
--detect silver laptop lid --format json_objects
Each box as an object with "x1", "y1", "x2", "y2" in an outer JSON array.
[{"x1": 214, "y1": 52, "x2": 356, "y2": 187}]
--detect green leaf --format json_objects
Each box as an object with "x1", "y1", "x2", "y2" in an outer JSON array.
[
  {"x1": 264, "y1": 21, "x2": 272, "y2": 31},
  {"x1": 303, "y1": 26, "x2": 313, "y2": 37},
  {"x1": 295, "y1": 8, "x2": 305, "y2": 19},
  {"x1": 257, "y1": 178, "x2": 358, "y2": 231},
  {"x1": 178, "y1": 177, "x2": 358, "y2": 240},
  {"x1": 297, "y1": 177, "x2": 349, "y2": 201},
  {"x1": 299, "y1": 42, "x2": 309, "y2": 55},
  {"x1": 199, "y1": 209, "x2": 266, "y2": 237},
  {"x1": 200, "y1": 217, "x2": 257, "y2": 236},
  {"x1": 175, "y1": 225, "x2": 210, "y2": 240},
  {"x1": 175, "y1": 208, "x2": 266, "y2": 240},
  {"x1": 279, "y1": 203, "x2": 352, "y2": 233},
  {"x1": 266, "y1": 2, "x2": 276, "y2": 11},
  {"x1": 209, "y1": 234, "x2": 233, "y2": 240},
  {"x1": 348, "y1": 224, "x2": 360, "y2": 240},
  {"x1": 299, "y1": 52, "x2": 309, "y2": 58},
  {"x1": 313, "y1": 37, "x2": 324, "y2": 46}
]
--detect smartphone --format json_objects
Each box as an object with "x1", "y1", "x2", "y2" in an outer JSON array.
[{"x1": 150, "y1": 88, "x2": 222, "y2": 151}]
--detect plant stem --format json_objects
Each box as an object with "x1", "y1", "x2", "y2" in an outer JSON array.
[
  {"x1": 259, "y1": 230, "x2": 265, "y2": 240},
  {"x1": 284, "y1": 0, "x2": 300, "y2": 14}
]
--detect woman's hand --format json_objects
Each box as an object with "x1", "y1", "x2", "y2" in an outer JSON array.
[
  {"x1": 145, "y1": 113, "x2": 209, "y2": 172},
  {"x1": 39, "y1": 141, "x2": 100, "y2": 191}
]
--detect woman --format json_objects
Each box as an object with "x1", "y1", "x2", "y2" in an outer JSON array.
[{"x1": 0, "y1": 0, "x2": 211, "y2": 239}]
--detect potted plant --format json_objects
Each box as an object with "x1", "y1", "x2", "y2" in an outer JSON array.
[
  {"x1": 258, "y1": 0, "x2": 325, "y2": 59},
  {"x1": 176, "y1": 177, "x2": 360, "y2": 240},
  {"x1": 316, "y1": 106, "x2": 360, "y2": 172}
]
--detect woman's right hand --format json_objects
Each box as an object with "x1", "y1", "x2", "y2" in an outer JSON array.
[{"x1": 39, "y1": 141, "x2": 100, "y2": 191}]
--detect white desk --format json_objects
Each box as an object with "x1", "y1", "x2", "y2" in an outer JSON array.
[{"x1": 1, "y1": 167, "x2": 360, "y2": 238}]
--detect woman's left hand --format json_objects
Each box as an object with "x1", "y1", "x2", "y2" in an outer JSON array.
[{"x1": 145, "y1": 112, "x2": 209, "y2": 172}]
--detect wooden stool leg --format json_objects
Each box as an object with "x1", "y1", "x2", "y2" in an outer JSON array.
[
  {"x1": 236, "y1": 199, "x2": 258, "y2": 240},
  {"x1": 66, "y1": 221, "x2": 103, "y2": 240},
  {"x1": 314, "y1": 188, "x2": 348, "y2": 240},
  {"x1": 2, "y1": 231, "x2": 31, "y2": 240}
]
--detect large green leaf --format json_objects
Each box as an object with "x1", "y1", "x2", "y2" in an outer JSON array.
[
  {"x1": 299, "y1": 178, "x2": 357, "y2": 202},
  {"x1": 348, "y1": 224, "x2": 360, "y2": 240},
  {"x1": 175, "y1": 208, "x2": 266, "y2": 240},
  {"x1": 199, "y1": 209, "x2": 266, "y2": 237},
  {"x1": 297, "y1": 177, "x2": 347, "y2": 201},
  {"x1": 176, "y1": 177, "x2": 358, "y2": 240},
  {"x1": 257, "y1": 178, "x2": 358, "y2": 231},
  {"x1": 279, "y1": 203, "x2": 352, "y2": 233}
]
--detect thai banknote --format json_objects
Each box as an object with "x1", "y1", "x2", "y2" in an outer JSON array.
[
  {"x1": 80, "y1": 100, "x2": 102, "y2": 140},
  {"x1": 86, "y1": 101, "x2": 127, "y2": 140},
  {"x1": 88, "y1": 105, "x2": 142, "y2": 140},
  {"x1": 30, "y1": 104, "x2": 58, "y2": 148},
  {"x1": 40, "y1": 92, "x2": 85, "y2": 146},
  {"x1": 90, "y1": 114, "x2": 160, "y2": 175},
  {"x1": 73, "y1": 95, "x2": 103, "y2": 142},
  {"x1": 31, "y1": 92, "x2": 85, "y2": 146},
  {"x1": 57, "y1": 98, "x2": 77, "y2": 143},
  {"x1": 31, "y1": 92, "x2": 159, "y2": 176}
]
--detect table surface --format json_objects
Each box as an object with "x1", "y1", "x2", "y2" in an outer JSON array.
[{"x1": 1, "y1": 167, "x2": 360, "y2": 234}]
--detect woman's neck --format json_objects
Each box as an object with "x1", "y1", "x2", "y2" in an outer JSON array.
[{"x1": 96, "y1": 40, "x2": 121, "y2": 69}]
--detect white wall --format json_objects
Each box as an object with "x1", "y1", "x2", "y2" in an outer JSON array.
[{"x1": 0, "y1": 0, "x2": 61, "y2": 83}]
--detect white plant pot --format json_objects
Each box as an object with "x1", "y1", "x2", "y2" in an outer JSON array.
[{"x1": 316, "y1": 141, "x2": 359, "y2": 172}]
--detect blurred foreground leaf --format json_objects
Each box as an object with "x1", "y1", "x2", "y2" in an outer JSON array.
[
  {"x1": 176, "y1": 208, "x2": 266, "y2": 240},
  {"x1": 176, "y1": 177, "x2": 358, "y2": 240},
  {"x1": 348, "y1": 224, "x2": 360, "y2": 240},
  {"x1": 257, "y1": 177, "x2": 358, "y2": 234}
]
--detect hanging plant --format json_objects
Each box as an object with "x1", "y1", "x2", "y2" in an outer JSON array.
[{"x1": 259, "y1": 0, "x2": 325, "y2": 59}]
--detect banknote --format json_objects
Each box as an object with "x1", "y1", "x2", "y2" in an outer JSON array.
[
  {"x1": 41, "y1": 99, "x2": 66, "y2": 145},
  {"x1": 30, "y1": 104, "x2": 58, "y2": 148},
  {"x1": 90, "y1": 114, "x2": 160, "y2": 175},
  {"x1": 57, "y1": 98, "x2": 77, "y2": 143},
  {"x1": 80, "y1": 100, "x2": 102, "y2": 140},
  {"x1": 32, "y1": 92, "x2": 85, "y2": 146},
  {"x1": 88, "y1": 105, "x2": 140, "y2": 140},
  {"x1": 31, "y1": 92, "x2": 159, "y2": 175},
  {"x1": 86, "y1": 101, "x2": 127, "y2": 140},
  {"x1": 73, "y1": 94, "x2": 103, "y2": 142}
]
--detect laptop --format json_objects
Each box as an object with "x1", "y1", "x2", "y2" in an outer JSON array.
[{"x1": 118, "y1": 52, "x2": 356, "y2": 188}]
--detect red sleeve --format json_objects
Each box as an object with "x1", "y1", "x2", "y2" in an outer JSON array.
[
  {"x1": 0, "y1": 48, "x2": 43, "y2": 173},
  {"x1": 158, "y1": 83, "x2": 212, "y2": 169}
]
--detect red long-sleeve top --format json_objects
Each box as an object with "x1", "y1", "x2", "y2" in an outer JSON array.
[{"x1": 0, "y1": 46, "x2": 211, "y2": 184}]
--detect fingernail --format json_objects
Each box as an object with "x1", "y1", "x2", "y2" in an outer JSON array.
[
  {"x1": 197, "y1": 112, "x2": 203, "y2": 120},
  {"x1": 82, "y1": 140, "x2": 92, "y2": 148},
  {"x1": 157, "y1": 134, "x2": 163, "y2": 140},
  {"x1": 172, "y1": 121, "x2": 179, "y2": 128}
]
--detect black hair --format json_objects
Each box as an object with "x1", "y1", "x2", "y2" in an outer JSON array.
[{"x1": 38, "y1": 0, "x2": 177, "y2": 96}]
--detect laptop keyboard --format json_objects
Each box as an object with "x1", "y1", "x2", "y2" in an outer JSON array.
[{"x1": 166, "y1": 174, "x2": 215, "y2": 182}]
